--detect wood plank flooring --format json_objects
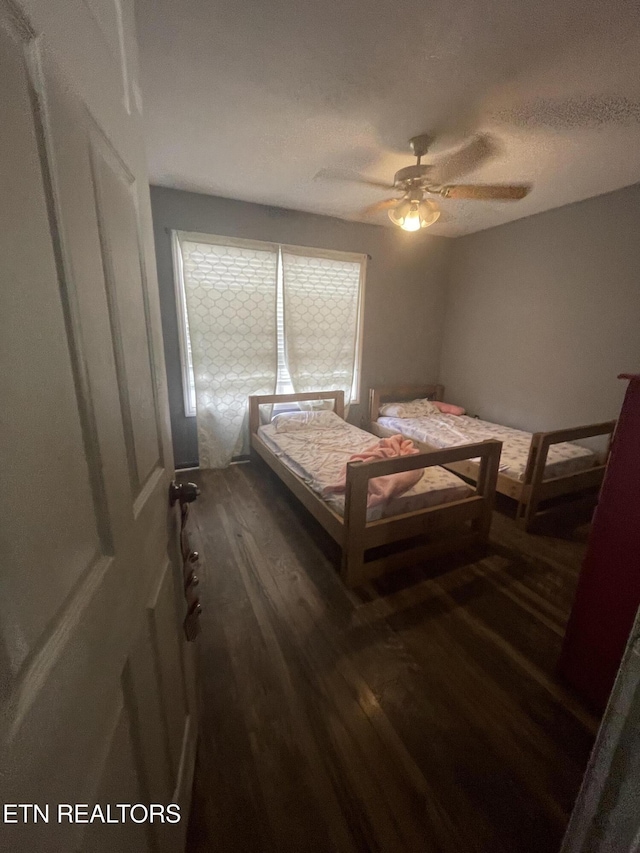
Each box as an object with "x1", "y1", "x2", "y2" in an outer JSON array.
[{"x1": 185, "y1": 462, "x2": 599, "y2": 853}]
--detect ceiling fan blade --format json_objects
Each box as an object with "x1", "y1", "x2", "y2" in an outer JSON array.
[
  {"x1": 361, "y1": 198, "x2": 401, "y2": 216},
  {"x1": 441, "y1": 184, "x2": 531, "y2": 200},
  {"x1": 313, "y1": 168, "x2": 395, "y2": 191},
  {"x1": 431, "y1": 133, "x2": 500, "y2": 184}
]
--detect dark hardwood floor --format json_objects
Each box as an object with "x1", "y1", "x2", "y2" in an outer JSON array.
[{"x1": 185, "y1": 462, "x2": 599, "y2": 853}]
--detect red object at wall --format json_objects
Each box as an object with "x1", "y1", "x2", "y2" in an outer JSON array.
[{"x1": 558, "y1": 374, "x2": 640, "y2": 712}]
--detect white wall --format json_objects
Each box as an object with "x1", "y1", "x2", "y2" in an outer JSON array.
[{"x1": 439, "y1": 184, "x2": 640, "y2": 431}]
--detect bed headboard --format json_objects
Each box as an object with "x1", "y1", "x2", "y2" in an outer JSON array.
[
  {"x1": 248, "y1": 390, "x2": 345, "y2": 435},
  {"x1": 368, "y1": 384, "x2": 444, "y2": 423}
]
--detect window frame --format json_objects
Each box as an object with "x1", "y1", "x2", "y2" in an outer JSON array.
[{"x1": 171, "y1": 230, "x2": 367, "y2": 417}]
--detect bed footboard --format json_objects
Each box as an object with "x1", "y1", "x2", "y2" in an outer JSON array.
[{"x1": 341, "y1": 439, "x2": 501, "y2": 586}]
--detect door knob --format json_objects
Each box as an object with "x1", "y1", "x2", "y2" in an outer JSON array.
[{"x1": 169, "y1": 480, "x2": 200, "y2": 506}]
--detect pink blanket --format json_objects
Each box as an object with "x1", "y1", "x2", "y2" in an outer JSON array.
[{"x1": 323, "y1": 434, "x2": 423, "y2": 508}]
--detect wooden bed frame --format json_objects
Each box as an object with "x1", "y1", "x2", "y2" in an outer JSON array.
[
  {"x1": 249, "y1": 390, "x2": 502, "y2": 587},
  {"x1": 369, "y1": 384, "x2": 616, "y2": 532}
]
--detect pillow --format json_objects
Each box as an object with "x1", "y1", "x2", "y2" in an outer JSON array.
[
  {"x1": 433, "y1": 400, "x2": 466, "y2": 416},
  {"x1": 272, "y1": 409, "x2": 344, "y2": 433},
  {"x1": 297, "y1": 399, "x2": 335, "y2": 412},
  {"x1": 378, "y1": 398, "x2": 441, "y2": 418}
]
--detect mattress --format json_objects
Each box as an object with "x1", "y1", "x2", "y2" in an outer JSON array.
[
  {"x1": 377, "y1": 414, "x2": 596, "y2": 483},
  {"x1": 258, "y1": 420, "x2": 473, "y2": 522}
]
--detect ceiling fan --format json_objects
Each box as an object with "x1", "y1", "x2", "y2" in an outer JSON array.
[{"x1": 316, "y1": 133, "x2": 531, "y2": 231}]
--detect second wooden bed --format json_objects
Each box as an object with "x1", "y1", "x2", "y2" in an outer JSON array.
[
  {"x1": 249, "y1": 390, "x2": 501, "y2": 587},
  {"x1": 369, "y1": 384, "x2": 616, "y2": 531}
]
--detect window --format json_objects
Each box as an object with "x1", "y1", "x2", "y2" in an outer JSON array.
[{"x1": 172, "y1": 232, "x2": 366, "y2": 418}]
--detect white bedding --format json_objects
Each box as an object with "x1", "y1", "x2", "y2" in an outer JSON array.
[
  {"x1": 377, "y1": 414, "x2": 596, "y2": 482},
  {"x1": 258, "y1": 419, "x2": 473, "y2": 521}
]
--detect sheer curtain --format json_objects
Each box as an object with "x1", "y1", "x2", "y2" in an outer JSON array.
[
  {"x1": 281, "y1": 247, "x2": 364, "y2": 406},
  {"x1": 178, "y1": 234, "x2": 278, "y2": 468}
]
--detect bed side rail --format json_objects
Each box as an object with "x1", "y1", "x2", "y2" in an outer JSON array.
[
  {"x1": 343, "y1": 439, "x2": 501, "y2": 540},
  {"x1": 341, "y1": 439, "x2": 501, "y2": 585},
  {"x1": 518, "y1": 419, "x2": 617, "y2": 529},
  {"x1": 345, "y1": 439, "x2": 500, "y2": 489},
  {"x1": 523, "y1": 420, "x2": 617, "y2": 487},
  {"x1": 532, "y1": 420, "x2": 617, "y2": 452}
]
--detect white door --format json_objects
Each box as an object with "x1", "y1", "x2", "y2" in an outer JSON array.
[{"x1": 0, "y1": 1, "x2": 197, "y2": 851}]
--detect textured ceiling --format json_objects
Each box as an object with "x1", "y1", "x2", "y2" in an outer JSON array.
[{"x1": 135, "y1": 0, "x2": 640, "y2": 236}]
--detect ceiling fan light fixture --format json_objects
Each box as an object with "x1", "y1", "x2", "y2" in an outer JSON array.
[
  {"x1": 390, "y1": 198, "x2": 412, "y2": 222},
  {"x1": 400, "y1": 210, "x2": 422, "y2": 231},
  {"x1": 388, "y1": 198, "x2": 440, "y2": 231}
]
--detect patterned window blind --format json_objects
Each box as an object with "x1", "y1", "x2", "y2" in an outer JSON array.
[
  {"x1": 177, "y1": 235, "x2": 278, "y2": 468},
  {"x1": 281, "y1": 247, "x2": 365, "y2": 406},
  {"x1": 174, "y1": 233, "x2": 365, "y2": 468}
]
